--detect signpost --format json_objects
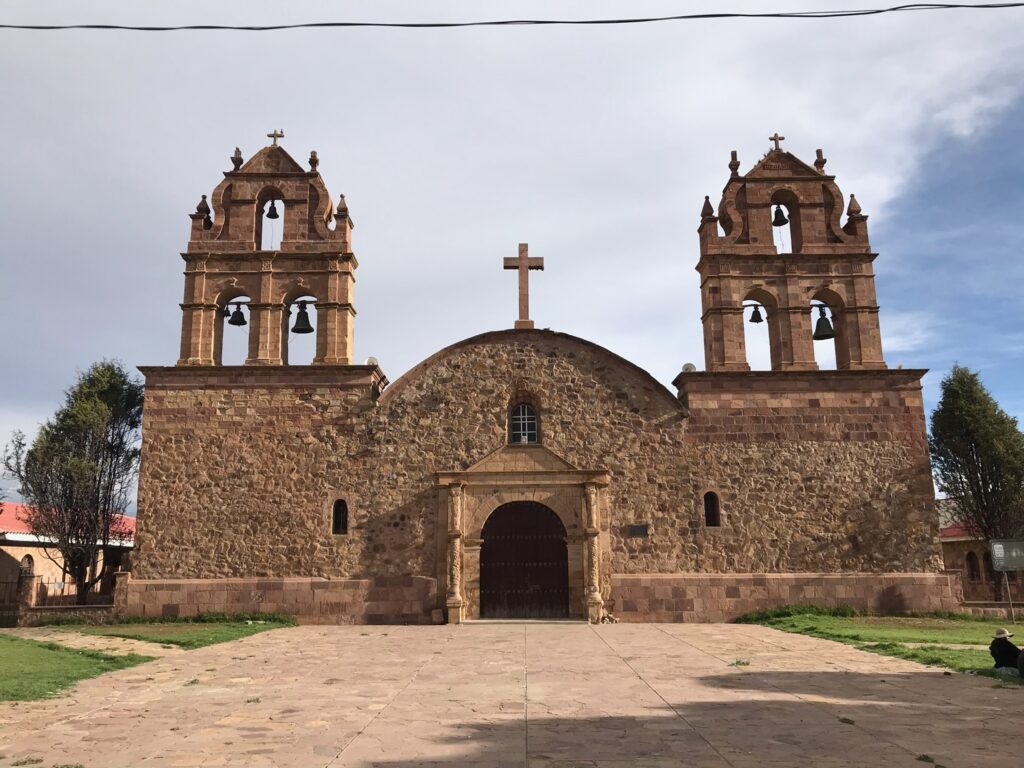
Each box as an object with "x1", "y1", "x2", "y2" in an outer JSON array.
[{"x1": 989, "y1": 539, "x2": 1024, "y2": 624}]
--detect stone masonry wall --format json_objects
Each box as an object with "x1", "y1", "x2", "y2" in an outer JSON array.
[
  {"x1": 610, "y1": 573, "x2": 960, "y2": 623},
  {"x1": 121, "y1": 575, "x2": 438, "y2": 625},
  {"x1": 135, "y1": 329, "x2": 944, "y2": 621}
]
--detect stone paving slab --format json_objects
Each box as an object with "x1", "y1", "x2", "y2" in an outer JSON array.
[{"x1": 0, "y1": 623, "x2": 1019, "y2": 767}]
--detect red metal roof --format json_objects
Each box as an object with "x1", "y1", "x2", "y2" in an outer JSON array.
[
  {"x1": 0, "y1": 501, "x2": 135, "y2": 540},
  {"x1": 940, "y1": 523, "x2": 971, "y2": 539}
]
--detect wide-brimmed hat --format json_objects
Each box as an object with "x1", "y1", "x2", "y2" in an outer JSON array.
[{"x1": 994, "y1": 628, "x2": 1014, "y2": 639}]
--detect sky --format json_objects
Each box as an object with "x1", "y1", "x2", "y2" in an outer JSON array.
[{"x1": 2, "y1": 1, "x2": 1023, "y2": 504}]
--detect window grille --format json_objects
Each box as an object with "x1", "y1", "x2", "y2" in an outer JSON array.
[{"x1": 509, "y1": 403, "x2": 539, "y2": 444}]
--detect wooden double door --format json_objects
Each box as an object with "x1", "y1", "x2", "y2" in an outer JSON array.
[{"x1": 479, "y1": 501, "x2": 569, "y2": 619}]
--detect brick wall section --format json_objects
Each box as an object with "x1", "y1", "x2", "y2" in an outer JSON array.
[
  {"x1": 676, "y1": 369, "x2": 930, "y2": 444},
  {"x1": 121, "y1": 575, "x2": 438, "y2": 625},
  {"x1": 609, "y1": 573, "x2": 960, "y2": 623}
]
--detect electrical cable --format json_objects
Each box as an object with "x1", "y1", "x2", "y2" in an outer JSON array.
[{"x1": 1, "y1": 3, "x2": 1023, "y2": 32}]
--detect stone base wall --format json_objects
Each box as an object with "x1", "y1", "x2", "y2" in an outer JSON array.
[
  {"x1": 120, "y1": 575, "x2": 440, "y2": 625},
  {"x1": 609, "y1": 572, "x2": 960, "y2": 622},
  {"x1": 18, "y1": 605, "x2": 115, "y2": 627}
]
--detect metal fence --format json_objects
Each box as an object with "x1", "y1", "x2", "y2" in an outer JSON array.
[
  {"x1": 34, "y1": 577, "x2": 114, "y2": 607},
  {"x1": 0, "y1": 579, "x2": 18, "y2": 626}
]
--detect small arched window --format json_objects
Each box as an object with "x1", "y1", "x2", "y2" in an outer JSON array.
[
  {"x1": 703, "y1": 492, "x2": 721, "y2": 527},
  {"x1": 332, "y1": 500, "x2": 349, "y2": 535},
  {"x1": 19, "y1": 554, "x2": 34, "y2": 573},
  {"x1": 509, "y1": 403, "x2": 538, "y2": 444},
  {"x1": 983, "y1": 551, "x2": 995, "y2": 581},
  {"x1": 966, "y1": 551, "x2": 980, "y2": 581}
]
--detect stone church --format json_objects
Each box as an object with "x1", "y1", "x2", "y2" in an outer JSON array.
[{"x1": 123, "y1": 132, "x2": 960, "y2": 623}]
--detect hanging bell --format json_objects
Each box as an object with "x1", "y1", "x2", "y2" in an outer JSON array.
[
  {"x1": 291, "y1": 301, "x2": 314, "y2": 334},
  {"x1": 749, "y1": 305, "x2": 765, "y2": 324},
  {"x1": 812, "y1": 305, "x2": 836, "y2": 341},
  {"x1": 772, "y1": 204, "x2": 789, "y2": 227},
  {"x1": 228, "y1": 303, "x2": 247, "y2": 327},
  {"x1": 266, "y1": 200, "x2": 280, "y2": 220}
]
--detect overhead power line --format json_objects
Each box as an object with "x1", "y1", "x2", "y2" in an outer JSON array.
[{"x1": 2, "y1": 3, "x2": 1023, "y2": 32}]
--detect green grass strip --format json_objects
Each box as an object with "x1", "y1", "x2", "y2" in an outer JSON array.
[
  {"x1": 0, "y1": 635, "x2": 153, "y2": 701},
  {"x1": 74, "y1": 620, "x2": 293, "y2": 649}
]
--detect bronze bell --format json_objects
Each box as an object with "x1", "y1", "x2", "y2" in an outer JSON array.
[
  {"x1": 812, "y1": 305, "x2": 835, "y2": 340},
  {"x1": 291, "y1": 301, "x2": 314, "y2": 334},
  {"x1": 266, "y1": 200, "x2": 280, "y2": 220},
  {"x1": 749, "y1": 305, "x2": 765, "y2": 324},
  {"x1": 228, "y1": 303, "x2": 247, "y2": 327},
  {"x1": 772, "y1": 204, "x2": 789, "y2": 227}
]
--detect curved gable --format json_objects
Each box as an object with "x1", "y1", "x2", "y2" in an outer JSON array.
[{"x1": 379, "y1": 328, "x2": 684, "y2": 414}]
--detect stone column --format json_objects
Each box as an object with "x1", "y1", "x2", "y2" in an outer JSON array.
[
  {"x1": 583, "y1": 483, "x2": 604, "y2": 623},
  {"x1": 446, "y1": 483, "x2": 465, "y2": 623}
]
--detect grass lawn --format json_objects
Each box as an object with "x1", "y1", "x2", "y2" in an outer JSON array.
[
  {"x1": 0, "y1": 635, "x2": 153, "y2": 701},
  {"x1": 72, "y1": 618, "x2": 293, "y2": 650},
  {"x1": 741, "y1": 610, "x2": 1023, "y2": 683}
]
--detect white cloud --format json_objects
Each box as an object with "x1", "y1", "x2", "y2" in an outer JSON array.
[{"x1": 1, "y1": 0, "x2": 1022, "y2": 409}]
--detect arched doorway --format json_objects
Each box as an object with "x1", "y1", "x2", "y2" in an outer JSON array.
[{"x1": 480, "y1": 501, "x2": 569, "y2": 619}]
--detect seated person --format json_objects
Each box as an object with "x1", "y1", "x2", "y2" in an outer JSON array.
[{"x1": 989, "y1": 628, "x2": 1020, "y2": 669}]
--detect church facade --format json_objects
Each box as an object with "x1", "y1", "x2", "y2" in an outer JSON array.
[{"x1": 123, "y1": 134, "x2": 960, "y2": 623}]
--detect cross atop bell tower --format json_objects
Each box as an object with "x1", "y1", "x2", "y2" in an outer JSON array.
[{"x1": 503, "y1": 243, "x2": 544, "y2": 330}]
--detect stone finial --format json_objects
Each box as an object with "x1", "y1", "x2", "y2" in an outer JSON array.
[
  {"x1": 309, "y1": 150, "x2": 319, "y2": 172},
  {"x1": 814, "y1": 149, "x2": 827, "y2": 172},
  {"x1": 231, "y1": 147, "x2": 243, "y2": 171},
  {"x1": 195, "y1": 194, "x2": 210, "y2": 215},
  {"x1": 336, "y1": 194, "x2": 348, "y2": 215},
  {"x1": 728, "y1": 150, "x2": 740, "y2": 177},
  {"x1": 701, "y1": 195, "x2": 715, "y2": 218},
  {"x1": 847, "y1": 194, "x2": 862, "y2": 217}
]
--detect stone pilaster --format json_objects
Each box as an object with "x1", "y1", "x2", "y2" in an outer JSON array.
[
  {"x1": 446, "y1": 483, "x2": 465, "y2": 623},
  {"x1": 583, "y1": 483, "x2": 604, "y2": 622}
]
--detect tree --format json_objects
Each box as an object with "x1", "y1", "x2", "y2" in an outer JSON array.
[
  {"x1": 4, "y1": 361, "x2": 143, "y2": 604},
  {"x1": 930, "y1": 365, "x2": 1024, "y2": 600}
]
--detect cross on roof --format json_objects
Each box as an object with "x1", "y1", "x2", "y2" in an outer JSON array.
[
  {"x1": 769, "y1": 132, "x2": 786, "y2": 151},
  {"x1": 503, "y1": 243, "x2": 544, "y2": 330},
  {"x1": 267, "y1": 129, "x2": 285, "y2": 146}
]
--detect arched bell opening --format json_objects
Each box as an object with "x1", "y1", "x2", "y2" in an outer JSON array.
[
  {"x1": 770, "y1": 189, "x2": 803, "y2": 254},
  {"x1": 810, "y1": 289, "x2": 848, "y2": 370},
  {"x1": 216, "y1": 293, "x2": 252, "y2": 365},
  {"x1": 480, "y1": 501, "x2": 569, "y2": 619},
  {"x1": 281, "y1": 294, "x2": 318, "y2": 365},
  {"x1": 742, "y1": 288, "x2": 781, "y2": 371},
  {"x1": 255, "y1": 187, "x2": 285, "y2": 251}
]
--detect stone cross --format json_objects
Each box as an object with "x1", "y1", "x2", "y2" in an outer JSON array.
[
  {"x1": 769, "y1": 132, "x2": 785, "y2": 151},
  {"x1": 503, "y1": 243, "x2": 544, "y2": 330},
  {"x1": 267, "y1": 129, "x2": 285, "y2": 146}
]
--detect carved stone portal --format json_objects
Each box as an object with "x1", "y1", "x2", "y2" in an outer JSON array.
[{"x1": 437, "y1": 444, "x2": 609, "y2": 623}]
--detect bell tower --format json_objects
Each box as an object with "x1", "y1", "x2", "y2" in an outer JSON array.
[
  {"x1": 696, "y1": 136, "x2": 885, "y2": 372},
  {"x1": 178, "y1": 132, "x2": 357, "y2": 366}
]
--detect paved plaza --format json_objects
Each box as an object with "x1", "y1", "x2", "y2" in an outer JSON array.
[{"x1": 0, "y1": 623, "x2": 1019, "y2": 767}]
